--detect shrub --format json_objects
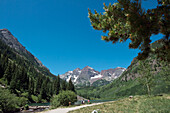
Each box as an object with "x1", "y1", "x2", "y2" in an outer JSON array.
[
  {"x1": 31, "y1": 95, "x2": 39, "y2": 103},
  {"x1": 0, "y1": 88, "x2": 27, "y2": 112},
  {"x1": 24, "y1": 104, "x2": 29, "y2": 110},
  {"x1": 51, "y1": 90, "x2": 77, "y2": 108}
]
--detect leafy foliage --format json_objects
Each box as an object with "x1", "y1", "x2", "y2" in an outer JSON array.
[
  {"x1": 0, "y1": 87, "x2": 27, "y2": 113},
  {"x1": 137, "y1": 60, "x2": 155, "y2": 95},
  {"x1": 88, "y1": 0, "x2": 170, "y2": 61},
  {"x1": 51, "y1": 91, "x2": 77, "y2": 108}
]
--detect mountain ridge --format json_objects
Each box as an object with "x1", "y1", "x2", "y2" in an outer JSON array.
[
  {"x1": 60, "y1": 65, "x2": 126, "y2": 86},
  {"x1": 0, "y1": 28, "x2": 55, "y2": 78},
  {"x1": 0, "y1": 28, "x2": 48, "y2": 70}
]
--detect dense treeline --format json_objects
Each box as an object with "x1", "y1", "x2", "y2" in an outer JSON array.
[{"x1": 0, "y1": 39, "x2": 75, "y2": 112}]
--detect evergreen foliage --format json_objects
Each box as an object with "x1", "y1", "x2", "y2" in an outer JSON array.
[
  {"x1": 68, "y1": 78, "x2": 76, "y2": 92},
  {"x1": 88, "y1": 0, "x2": 170, "y2": 61},
  {"x1": 61, "y1": 80, "x2": 67, "y2": 91},
  {"x1": 0, "y1": 39, "x2": 73, "y2": 112}
]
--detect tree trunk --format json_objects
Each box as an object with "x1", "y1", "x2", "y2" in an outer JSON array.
[{"x1": 146, "y1": 83, "x2": 151, "y2": 96}]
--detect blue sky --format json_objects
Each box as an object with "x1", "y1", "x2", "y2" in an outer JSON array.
[{"x1": 0, "y1": 0, "x2": 159, "y2": 75}]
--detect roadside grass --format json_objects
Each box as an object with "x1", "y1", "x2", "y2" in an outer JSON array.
[{"x1": 69, "y1": 94, "x2": 170, "y2": 113}]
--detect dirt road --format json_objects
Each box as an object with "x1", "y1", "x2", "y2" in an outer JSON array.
[{"x1": 43, "y1": 103, "x2": 103, "y2": 113}]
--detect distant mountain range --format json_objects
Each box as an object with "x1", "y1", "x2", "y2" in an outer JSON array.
[{"x1": 60, "y1": 66, "x2": 126, "y2": 85}]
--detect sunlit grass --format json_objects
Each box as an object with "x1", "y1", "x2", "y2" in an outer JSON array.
[{"x1": 69, "y1": 94, "x2": 170, "y2": 113}]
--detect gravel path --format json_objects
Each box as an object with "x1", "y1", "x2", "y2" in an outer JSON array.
[{"x1": 43, "y1": 103, "x2": 104, "y2": 113}]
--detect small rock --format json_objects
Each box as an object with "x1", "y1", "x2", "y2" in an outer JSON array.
[
  {"x1": 129, "y1": 96, "x2": 133, "y2": 99},
  {"x1": 92, "y1": 109, "x2": 100, "y2": 113}
]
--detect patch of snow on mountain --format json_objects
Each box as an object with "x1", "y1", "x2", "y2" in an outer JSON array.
[
  {"x1": 66, "y1": 76, "x2": 71, "y2": 82},
  {"x1": 68, "y1": 71, "x2": 73, "y2": 73},
  {"x1": 122, "y1": 69, "x2": 126, "y2": 71},
  {"x1": 88, "y1": 66, "x2": 93, "y2": 70},
  {"x1": 92, "y1": 71, "x2": 96, "y2": 73},
  {"x1": 114, "y1": 76, "x2": 118, "y2": 79},
  {"x1": 78, "y1": 71, "x2": 81, "y2": 73},
  {"x1": 73, "y1": 75, "x2": 78, "y2": 82},
  {"x1": 91, "y1": 74, "x2": 102, "y2": 79}
]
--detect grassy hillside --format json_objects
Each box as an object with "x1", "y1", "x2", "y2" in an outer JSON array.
[
  {"x1": 76, "y1": 54, "x2": 170, "y2": 99},
  {"x1": 69, "y1": 94, "x2": 170, "y2": 113},
  {"x1": 91, "y1": 79, "x2": 110, "y2": 87}
]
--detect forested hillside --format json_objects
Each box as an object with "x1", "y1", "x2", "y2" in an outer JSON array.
[
  {"x1": 0, "y1": 29, "x2": 54, "y2": 78},
  {"x1": 0, "y1": 38, "x2": 76, "y2": 112},
  {"x1": 0, "y1": 38, "x2": 62, "y2": 101}
]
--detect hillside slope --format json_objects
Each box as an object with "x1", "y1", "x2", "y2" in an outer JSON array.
[
  {"x1": 76, "y1": 54, "x2": 170, "y2": 99},
  {"x1": 0, "y1": 29, "x2": 54, "y2": 78},
  {"x1": 0, "y1": 29, "x2": 64, "y2": 104}
]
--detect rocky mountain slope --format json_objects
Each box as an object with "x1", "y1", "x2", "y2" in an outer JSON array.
[
  {"x1": 0, "y1": 28, "x2": 54, "y2": 77},
  {"x1": 0, "y1": 29, "x2": 46, "y2": 67},
  {"x1": 60, "y1": 66, "x2": 126, "y2": 85}
]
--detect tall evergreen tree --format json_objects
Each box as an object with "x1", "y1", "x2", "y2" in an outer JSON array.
[
  {"x1": 53, "y1": 75, "x2": 61, "y2": 95},
  {"x1": 13, "y1": 68, "x2": 21, "y2": 90},
  {"x1": 68, "y1": 78, "x2": 75, "y2": 92},
  {"x1": 20, "y1": 67, "x2": 29, "y2": 90},
  {"x1": 3, "y1": 62, "x2": 12, "y2": 85},
  {"x1": 35, "y1": 75, "x2": 43, "y2": 95},
  {"x1": 0, "y1": 64, "x2": 3, "y2": 78},
  {"x1": 10, "y1": 72, "x2": 17, "y2": 94},
  {"x1": 40, "y1": 77, "x2": 48, "y2": 100},
  {"x1": 61, "y1": 80, "x2": 67, "y2": 91},
  {"x1": 56, "y1": 75, "x2": 60, "y2": 95},
  {"x1": 28, "y1": 77, "x2": 35, "y2": 95}
]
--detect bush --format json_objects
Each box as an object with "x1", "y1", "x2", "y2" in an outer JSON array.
[
  {"x1": 31, "y1": 95, "x2": 39, "y2": 103},
  {"x1": 24, "y1": 104, "x2": 29, "y2": 110},
  {"x1": 51, "y1": 90, "x2": 77, "y2": 108},
  {"x1": 0, "y1": 88, "x2": 27, "y2": 113}
]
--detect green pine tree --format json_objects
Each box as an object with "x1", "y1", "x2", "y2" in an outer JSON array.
[
  {"x1": 61, "y1": 80, "x2": 67, "y2": 91},
  {"x1": 3, "y1": 62, "x2": 12, "y2": 85},
  {"x1": 56, "y1": 75, "x2": 60, "y2": 95},
  {"x1": 68, "y1": 78, "x2": 75, "y2": 92},
  {"x1": 88, "y1": 0, "x2": 170, "y2": 61}
]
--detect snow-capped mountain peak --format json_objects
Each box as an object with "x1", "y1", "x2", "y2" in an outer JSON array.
[{"x1": 60, "y1": 66, "x2": 126, "y2": 85}]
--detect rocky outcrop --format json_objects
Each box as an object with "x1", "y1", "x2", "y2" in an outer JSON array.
[{"x1": 101, "y1": 67, "x2": 126, "y2": 81}]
